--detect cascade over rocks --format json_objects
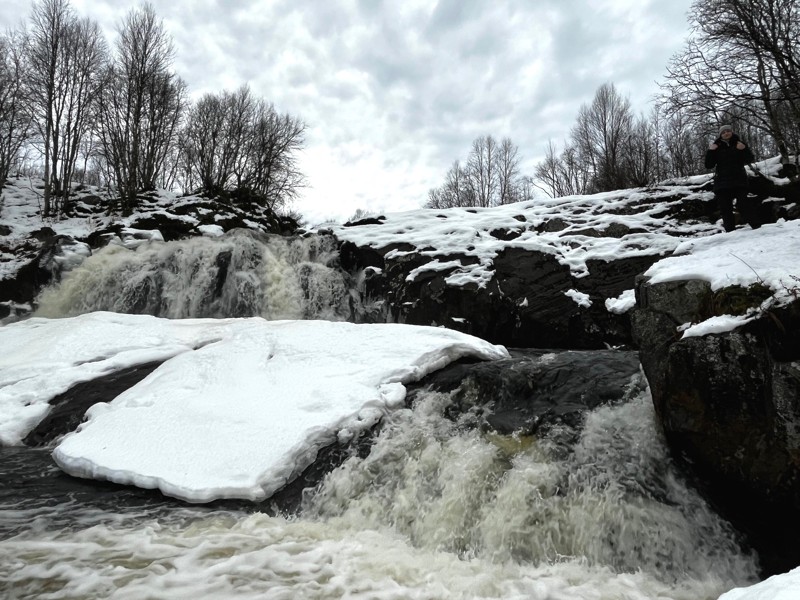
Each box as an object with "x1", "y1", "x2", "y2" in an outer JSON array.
[
  {"x1": 0, "y1": 180, "x2": 299, "y2": 318},
  {"x1": 632, "y1": 276, "x2": 800, "y2": 576},
  {"x1": 5, "y1": 168, "x2": 800, "y2": 582},
  {"x1": 406, "y1": 349, "x2": 643, "y2": 435}
]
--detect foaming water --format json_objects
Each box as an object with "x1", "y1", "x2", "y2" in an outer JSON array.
[
  {"x1": 34, "y1": 231, "x2": 353, "y2": 321},
  {"x1": 0, "y1": 386, "x2": 758, "y2": 599},
  {"x1": 303, "y1": 385, "x2": 758, "y2": 587}
]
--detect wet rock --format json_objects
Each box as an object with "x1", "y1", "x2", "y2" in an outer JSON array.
[
  {"x1": 632, "y1": 275, "x2": 800, "y2": 576},
  {"x1": 0, "y1": 235, "x2": 85, "y2": 305},
  {"x1": 23, "y1": 361, "x2": 165, "y2": 447},
  {"x1": 407, "y1": 348, "x2": 643, "y2": 435}
]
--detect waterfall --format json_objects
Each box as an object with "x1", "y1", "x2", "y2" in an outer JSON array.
[
  {"x1": 34, "y1": 230, "x2": 356, "y2": 321},
  {"x1": 303, "y1": 383, "x2": 758, "y2": 585}
]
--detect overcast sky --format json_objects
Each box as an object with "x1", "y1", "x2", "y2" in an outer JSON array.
[{"x1": 1, "y1": 0, "x2": 694, "y2": 224}]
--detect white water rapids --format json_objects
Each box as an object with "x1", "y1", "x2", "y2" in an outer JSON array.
[
  {"x1": 0, "y1": 386, "x2": 758, "y2": 599},
  {"x1": 34, "y1": 231, "x2": 357, "y2": 321}
]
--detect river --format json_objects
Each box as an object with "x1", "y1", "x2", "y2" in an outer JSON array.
[{"x1": 1, "y1": 387, "x2": 757, "y2": 600}]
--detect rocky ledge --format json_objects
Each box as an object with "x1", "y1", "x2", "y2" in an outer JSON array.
[{"x1": 631, "y1": 227, "x2": 800, "y2": 576}]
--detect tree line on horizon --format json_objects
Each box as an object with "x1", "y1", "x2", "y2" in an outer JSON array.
[
  {"x1": 0, "y1": 0, "x2": 305, "y2": 218},
  {"x1": 427, "y1": 0, "x2": 800, "y2": 208}
]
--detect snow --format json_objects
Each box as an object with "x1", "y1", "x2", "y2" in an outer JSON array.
[
  {"x1": 565, "y1": 289, "x2": 592, "y2": 308},
  {"x1": 718, "y1": 566, "x2": 800, "y2": 600},
  {"x1": 645, "y1": 219, "x2": 800, "y2": 301},
  {"x1": 605, "y1": 289, "x2": 636, "y2": 314},
  {"x1": 642, "y1": 219, "x2": 800, "y2": 337},
  {"x1": 681, "y1": 314, "x2": 757, "y2": 339},
  {"x1": 198, "y1": 224, "x2": 225, "y2": 237},
  {"x1": 328, "y1": 179, "x2": 722, "y2": 288},
  {"x1": 0, "y1": 312, "x2": 508, "y2": 503},
  {"x1": 117, "y1": 227, "x2": 165, "y2": 248}
]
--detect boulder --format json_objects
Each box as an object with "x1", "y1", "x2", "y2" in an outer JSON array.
[
  {"x1": 349, "y1": 244, "x2": 656, "y2": 349},
  {"x1": 407, "y1": 348, "x2": 643, "y2": 435},
  {"x1": 632, "y1": 276, "x2": 800, "y2": 576}
]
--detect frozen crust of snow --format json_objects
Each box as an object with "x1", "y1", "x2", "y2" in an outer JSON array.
[{"x1": 1, "y1": 313, "x2": 511, "y2": 503}]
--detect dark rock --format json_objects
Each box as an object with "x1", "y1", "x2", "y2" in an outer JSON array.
[
  {"x1": 633, "y1": 276, "x2": 800, "y2": 576},
  {"x1": 349, "y1": 243, "x2": 643, "y2": 349},
  {"x1": 85, "y1": 225, "x2": 124, "y2": 248},
  {"x1": 129, "y1": 214, "x2": 195, "y2": 241},
  {"x1": 31, "y1": 227, "x2": 57, "y2": 242},
  {"x1": 344, "y1": 216, "x2": 385, "y2": 227},
  {"x1": 0, "y1": 234, "x2": 82, "y2": 304},
  {"x1": 538, "y1": 217, "x2": 569, "y2": 232},
  {"x1": 489, "y1": 227, "x2": 523, "y2": 241},
  {"x1": 0, "y1": 242, "x2": 43, "y2": 303},
  {"x1": 408, "y1": 349, "x2": 642, "y2": 435},
  {"x1": 0, "y1": 224, "x2": 11, "y2": 236},
  {"x1": 24, "y1": 361, "x2": 165, "y2": 447},
  {"x1": 340, "y1": 240, "x2": 384, "y2": 271}
]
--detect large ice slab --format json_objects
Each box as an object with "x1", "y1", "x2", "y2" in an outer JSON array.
[
  {"x1": 35, "y1": 314, "x2": 508, "y2": 503},
  {"x1": 0, "y1": 312, "x2": 243, "y2": 445}
]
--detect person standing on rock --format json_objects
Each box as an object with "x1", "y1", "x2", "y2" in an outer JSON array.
[{"x1": 704, "y1": 124, "x2": 759, "y2": 232}]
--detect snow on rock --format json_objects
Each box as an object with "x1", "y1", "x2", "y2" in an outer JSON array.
[
  {"x1": 329, "y1": 179, "x2": 721, "y2": 288},
  {"x1": 605, "y1": 290, "x2": 636, "y2": 314},
  {"x1": 718, "y1": 566, "x2": 800, "y2": 600},
  {"x1": 643, "y1": 219, "x2": 800, "y2": 337},
  {"x1": 198, "y1": 224, "x2": 225, "y2": 237},
  {"x1": 0, "y1": 312, "x2": 244, "y2": 446},
  {"x1": 3, "y1": 313, "x2": 510, "y2": 503},
  {"x1": 645, "y1": 219, "x2": 800, "y2": 302},
  {"x1": 564, "y1": 289, "x2": 592, "y2": 308}
]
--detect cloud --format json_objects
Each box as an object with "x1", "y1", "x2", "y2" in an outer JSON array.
[{"x1": 7, "y1": 0, "x2": 694, "y2": 224}]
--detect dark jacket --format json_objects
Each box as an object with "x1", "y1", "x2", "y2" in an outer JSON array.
[{"x1": 704, "y1": 134, "x2": 754, "y2": 191}]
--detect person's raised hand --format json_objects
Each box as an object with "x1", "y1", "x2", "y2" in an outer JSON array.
[
  {"x1": 709, "y1": 143, "x2": 718, "y2": 150},
  {"x1": 736, "y1": 141, "x2": 746, "y2": 150}
]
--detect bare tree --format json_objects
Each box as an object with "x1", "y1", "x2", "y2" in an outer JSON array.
[
  {"x1": 571, "y1": 82, "x2": 635, "y2": 192},
  {"x1": 533, "y1": 140, "x2": 592, "y2": 198},
  {"x1": 25, "y1": 0, "x2": 71, "y2": 215},
  {"x1": 661, "y1": 0, "x2": 800, "y2": 162},
  {"x1": 0, "y1": 29, "x2": 33, "y2": 183},
  {"x1": 24, "y1": 0, "x2": 105, "y2": 215},
  {"x1": 622, "y1": 114, "x2": 658, "y2": 187},
  {"x1": 657, "y1": 109, "x2": 708, "y2": 178},
  {"x1": 467, "y1": 135, "x2": 498, "y2": 207},
  {"x1": 242, "y1": 101, "x2": 306, "y2": 212},
  {"x1": 54, "y1": 17, "x2": 105, "y2": 211},
  {"x1": 534, "y1": 140, "x2": 564, "y2": 198},
  {"x1": 495, "y1": 137, "x2": 521, "y2": 204},
  {"x1": 96, "y1": 3, "x2": 186, "y2": 214},
  {"x1": 427, "y1": 136, "x2": 531, "y2": 208},
  {"x1": 183, "y1": 85, "x2": 253, "y2": 193},
  {"x1": 426, "y1": 160, "x2": 473, "y2": 208},
  {"x1": 180, "y1": 86, "x2": 306, "y2": 210}
]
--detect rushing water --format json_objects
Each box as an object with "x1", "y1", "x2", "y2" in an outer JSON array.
[
  {"x1": 0, "y1": 386, "x2": 758, "y2": 599},
  {"x1": 34, "y1": 231, "x2": 358, "y2": 321}
]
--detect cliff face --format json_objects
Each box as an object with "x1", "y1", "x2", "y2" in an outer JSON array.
[
  {"x1": 343, "y1": 240, "x2": 655, "y2": 349},
  {"x1": 632, "y1": 274, "x2": 800, "y2": 576}
]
